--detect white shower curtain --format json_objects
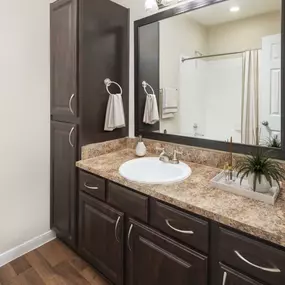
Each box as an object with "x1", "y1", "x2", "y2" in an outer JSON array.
[{"x1": 241, "y1": 50, "x2": 260, "y2": 145}]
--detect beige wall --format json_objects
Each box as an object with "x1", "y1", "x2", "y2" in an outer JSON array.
[
  {"x1": 208, "y1": 11, "x2": 281, "y2": 54},
  {"x1": 0, "y1": 0, "x2": 51, "y2": 255},
  {"x1": 159, "y1": 15, "x2": 208, "y2": 133}
]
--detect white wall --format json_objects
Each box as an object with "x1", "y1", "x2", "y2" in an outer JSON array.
[
  {"x1": 208, "y1": 11, "x2": 281, "y2": 54},
  {"x1": 180, "y1": 58, "x2": 207, "y2": 137},
  {"x1": 180, "y1": 56, "x2": 242, "y2": 142},
  {"x1": 0, "y1": 0, "x2": 50, "y2": 254},
  {"x1": 204, "y1": 57, "x2": 243, "y2": 143}
]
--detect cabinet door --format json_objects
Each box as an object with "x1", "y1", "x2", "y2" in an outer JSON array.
[
  {"x1": 127, "y1": 219, "x2": 207, "y2": 285},
  {"x1": 79, "y1": 192, "x2": 124, "y2": 285},
  {"x1": 218, "y1": 263, "x2": 264, "y2": 285},
  {"x1": 51, "y1": 121, "x2": 77, "y2": 248},
  {"x1": 50, "y1": 0, "x2": 77, "y2": 121}
]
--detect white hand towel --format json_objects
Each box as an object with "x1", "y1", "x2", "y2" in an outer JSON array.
[
  {"x1": 161, "y1": 88, "x2": 178, "y2": 119},
  {"x1": 143, "y1": 94, "x2": 159, "y2": 125},
  {"x1": 104, "y1": 94, "x2": 126, "y2": 131},
  {"x1": 162, "y1": 88, "x2": 178, "y2": 109}
]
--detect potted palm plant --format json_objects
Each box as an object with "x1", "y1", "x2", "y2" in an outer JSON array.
[{"x1": 235, "y1": 150, "x2": 285, "y2": 193}]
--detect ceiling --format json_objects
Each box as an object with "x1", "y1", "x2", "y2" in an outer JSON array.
[{"x1": 187, "y1": 0, "x2": 281, "y2": 26}]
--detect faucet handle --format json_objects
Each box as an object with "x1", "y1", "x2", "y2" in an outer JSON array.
[
  {"x1": 173, "y1": 150, "x2": 182, "y2": 161},
  {"x1": 156, "y1": 147, "x2": 165, "y2": 156}
]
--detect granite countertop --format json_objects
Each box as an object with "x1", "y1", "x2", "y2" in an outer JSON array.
[{"x1": 76, "y1": 148, "x2": 285, "y2": 248}]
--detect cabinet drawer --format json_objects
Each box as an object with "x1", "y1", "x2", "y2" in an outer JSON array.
[
  {"x1": 218, "y1": 263, "x2": 264, "y2": 285},
  {"x1": 150, "y1": 200, "x2": 209, "y2": 253},
  {"x1": 79, "y1": 171, "x2": 106, "y2": 201},
  {"x1": 107, "y1": 182, "x2": 148, "y2": 222},
  {"x1": 218, "y1": 227, "x2": 285, "y2": 285}
]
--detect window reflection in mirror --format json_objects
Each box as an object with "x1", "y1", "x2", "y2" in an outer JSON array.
[{"x1": 156, "y1": 0, "x2": 282, "y2": 148}]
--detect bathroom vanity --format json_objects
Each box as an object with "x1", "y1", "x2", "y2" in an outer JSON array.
[
  {"x1": 76, "y1": 142, "x2": 285, "y2": 285},
  {"x1": 50, "y1": 0, "x2": 285, "y2": 284}
]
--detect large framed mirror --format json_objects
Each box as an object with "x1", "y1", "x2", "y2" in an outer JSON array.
[{"x1": 135, "y1": 0, "x2": 285, "y2": 158}]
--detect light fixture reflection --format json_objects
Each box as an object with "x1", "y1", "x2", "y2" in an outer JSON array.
[
  {"x1": 145, "y1": 0, "x2": 159, "y2": 12},
  {"x1": 230, "y1": 6, "x2": 240, "y2": 12}
]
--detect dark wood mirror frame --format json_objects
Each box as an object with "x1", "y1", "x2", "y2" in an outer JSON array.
[{"x1": 134, "y1": 0, "x2": 285, "y2": 159}]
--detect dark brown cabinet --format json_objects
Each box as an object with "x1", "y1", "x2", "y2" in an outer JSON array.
[
  {"x1": 79, "y1": 192, "x2": 124, "y2": 285},
  {"x1": 218, "y1": 227, "x2": 285, "y2": 285},
  {"x1": 50, "y1": 121, "x2": 77, "y2": 247},
  {"x1": 50, "y1": 0, "x2": 78, "y2": 121},
  {"x1": 50, "y1": 0, "x2": 129, "y2": 252},
  {"x1": 219, "y1": 264, "x2": 264, "y2": 285},
  {"x1": 126, "y1": 219, "x2": 208, "y2": 285}
]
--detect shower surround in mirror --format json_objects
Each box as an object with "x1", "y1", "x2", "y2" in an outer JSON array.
[{"x1": 155, "y1": 0, "x2": 282, "y2": 147}]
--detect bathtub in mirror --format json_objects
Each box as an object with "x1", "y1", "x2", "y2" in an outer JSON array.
[{"x1": 135, "y1": 0, "x2": 285, "y2": 158}]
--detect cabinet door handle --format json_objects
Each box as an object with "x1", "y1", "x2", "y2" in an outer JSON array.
[
  {"x1": 69, "y1": 93, "x2": 75, "y2": 115},
  {"x1": 165, "y1": 219, "x2": 194, "y2": 235},
  {"x1": 222, "y1": 272, "x2": 227, "y2": 285},
  {"x1": 68, "y1": 127, "x2": 75, "y2": 148},
  {"x1": 234, "y1": 251, "x2": 281, "y2": 273},
  {"x1": 114, "y1": 216, "x2": 121, "y2": 242},
  {"x1": 127, "y1": 224, "x2": 133, "y2": 251},
  {"x1": 84, "y1": 183, "x2": 99, "y2": 190}
]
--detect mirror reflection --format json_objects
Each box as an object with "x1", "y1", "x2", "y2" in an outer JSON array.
[{"x1": 149, "y1": 0, "x2": 282, "y2": 147}]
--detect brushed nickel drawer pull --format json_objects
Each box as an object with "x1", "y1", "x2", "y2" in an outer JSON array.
[
  {"x1": 127, "y1": 224, "x2": 134, "y2": 251},
  {"x1": 68, "y1": 127, "x2": 75, "y2": 148},
  {"x1": 234, "y1": 251, "x2": 281, "y2": 273},
  {"x1": 69, "y1": 93, "x2": 75, "y2": 115},
  {"x1": 222, "y1": 272, "x2": 227, "y2": 285},
  {"x1": 165, "y1": 219, "x2": 194, "y2": 235},
  {"x1": 114, "y1": 216, "x2": 121, "y2": 242},
  {"x1": 84, "y1": 183, "x2": 99, "y2": 190}
]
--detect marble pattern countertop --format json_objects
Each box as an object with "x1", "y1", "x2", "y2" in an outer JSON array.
[{"x1": 76, "y1": 149, "x2": 285, "y2": 248}]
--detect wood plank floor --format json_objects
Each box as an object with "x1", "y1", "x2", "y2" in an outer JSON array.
[{"x1": 0, "y1": 239, "x2": 110, "y2": 285}]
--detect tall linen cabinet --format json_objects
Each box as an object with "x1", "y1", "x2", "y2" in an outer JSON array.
[{"x1": 50, "y1": 0, "x2": 129, "y2": 249}]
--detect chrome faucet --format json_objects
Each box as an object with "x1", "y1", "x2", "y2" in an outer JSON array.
[{"x1": 156, "y1": 148, "x2": 182, "y2": 164}]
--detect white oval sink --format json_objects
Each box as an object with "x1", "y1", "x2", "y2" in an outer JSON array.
[{"x1": 119, "y1": 157, "x2": 191, "y2": 184}]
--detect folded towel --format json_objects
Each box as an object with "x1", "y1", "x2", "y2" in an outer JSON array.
[
  {"x1": 161, "y1": 88, "x2": 178, "y2": 119},
  {"x1": 143, "y1": 94, "x2": 159, "y2": 125},
  {"x1": 104, "y1": 94, "x2": 126, "y2": 131},
  {"x1": 162, "y1": 87, "x2": 178, "y2": 109},
  {"x1": 162, "y1": 107, "x2": 177, "y2": 119}
]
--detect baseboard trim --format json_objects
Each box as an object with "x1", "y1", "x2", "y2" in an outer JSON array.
[{"x1": 0, "y1": 230, "x2": 56, "y2": 267}]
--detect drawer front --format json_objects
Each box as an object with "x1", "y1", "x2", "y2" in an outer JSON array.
[
  {"x1": 150, "y1": 200, "x2": 209, "y2": 253},
  {"x1": 79, "y1": 171, "x2": 106, "y2": 201},
  {"x1": 107, "y1": 182, "x2": 148, "y2": 222},
  {"x1": 218, "y1": 227, "x2": 285, "y2": 285},
  {"x1": 218, "y1": 263, "x2": 265, "y2": 285}
]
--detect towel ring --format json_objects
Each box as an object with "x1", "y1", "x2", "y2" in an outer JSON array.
[
  {"x1": 142, "y1": 81, "x2": 155, "y2": 95},
  {"x1": 104, "y1": 78, "x2": 123, "y2": 95}
]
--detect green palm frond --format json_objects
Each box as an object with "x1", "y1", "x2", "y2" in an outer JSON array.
[{"x1": 235, "y1": 149, "x2": 285, "y2": 191}]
